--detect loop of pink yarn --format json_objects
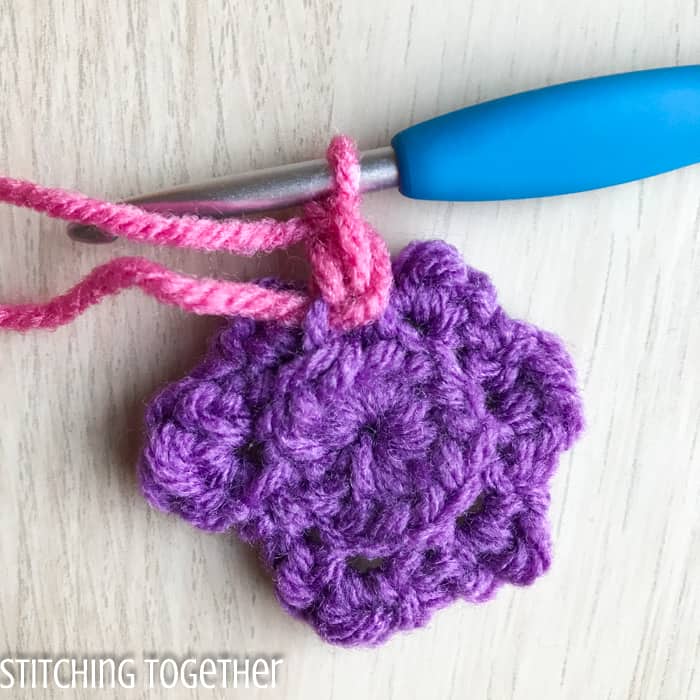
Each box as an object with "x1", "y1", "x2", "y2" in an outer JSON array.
[
  {"x1": 0, "y1": 136, "x2": 392, "y2": 331},
  {"x1": 304, "y1": 136, "x2": 392, "y2": 329}
]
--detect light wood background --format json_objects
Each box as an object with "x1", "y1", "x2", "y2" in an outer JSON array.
[{"x1": 1, "y1": 1, "x2": 699, "y2": 698}]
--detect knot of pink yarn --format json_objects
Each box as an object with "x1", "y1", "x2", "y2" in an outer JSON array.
[{"x1": 304, "y1": 136, "x2": 392, "y2": 329}]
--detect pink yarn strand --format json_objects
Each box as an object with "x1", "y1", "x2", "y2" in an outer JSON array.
[
  {"x1": 305, "y1": 136, "x2": 392, "y2": 329},
  {"x1": 0, "y1": 136, "x2": 393, "y2": 332},
  {"x1": 0, "y1": 257, "x2": 309, "y2": 331},
  {"x1": 0, "y1": 177, "x2": 311, "y2": 254}
]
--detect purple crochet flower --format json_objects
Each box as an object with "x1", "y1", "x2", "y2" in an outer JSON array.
[{"x1": 140, "y1": 241, "x2": 583, "y2": 646}]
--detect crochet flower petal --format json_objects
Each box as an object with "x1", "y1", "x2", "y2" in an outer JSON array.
[
  {"x1": 139, "y1": 318, "x2": 302, "y2": 533},
  {"x1": 383, "y1": 241, "x2": 498, "y2": 349}
]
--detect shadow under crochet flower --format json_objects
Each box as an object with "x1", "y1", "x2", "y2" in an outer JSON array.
[{"x1": 140, "y1": 240, "x2": 584, "y2": 646}]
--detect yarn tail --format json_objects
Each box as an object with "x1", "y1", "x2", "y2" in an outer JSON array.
[{"x1": 0, "y1": 257, "x2": 308, "y2": 331}]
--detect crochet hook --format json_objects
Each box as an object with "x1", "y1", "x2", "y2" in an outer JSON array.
[{"x1": 69, "y1": 65, "x2": 700, "y2": 244}]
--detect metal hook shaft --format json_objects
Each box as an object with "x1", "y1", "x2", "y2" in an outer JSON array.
[{"x1": 68, "y1": 147, "x2": 398, "y2": 244}]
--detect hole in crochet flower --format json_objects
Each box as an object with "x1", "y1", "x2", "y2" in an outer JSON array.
[
  {"x1": 347, "y1": 555, "x2": 384, "y2": 574},
  {"x1": 235, "y1": 441, "x2": 265, "y2": 469},
  {"x1": 424, "y1": 548, "x2": 441, "y2": 563},
  {"x1": 456, "y1": 493, "x2": 486, "y2": 529},
  {"x1": 404, "y1": 314, "x2": 430, "y2": 336},
  {"x1": 484, "y1": 390, "x2": 501, "y2": 414},
  {"x1": 358, "y1": 421, "x2": 379, "y2": 439},
  {"x1": 497, "y1": 441, "x2": 517, "y2": 467},
  {"x1": 305, "y1": 527, "x2": 323, "y2": 545}
]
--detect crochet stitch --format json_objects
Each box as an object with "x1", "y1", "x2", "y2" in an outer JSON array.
[{"x1": 140, "y1": 240, "x2": 584, "y2": 646}]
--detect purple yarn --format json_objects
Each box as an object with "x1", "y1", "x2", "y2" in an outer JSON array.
[{"x1": 139, "y1": 241, "x2": 584, "y2": 646}]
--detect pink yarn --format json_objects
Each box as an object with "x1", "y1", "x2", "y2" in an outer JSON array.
[
  {"x1": 0, "y1": 258, "x2": 309, "y2": 331},
  {"x1": 0, "y1": 136, "x2": 391, "y2": 331},
  {"x1": 305, "y1": 137, "x2": 393, "y2": 329},
  {"x1": 0, "y1": 179, "x2": 310, "y2": 253}
]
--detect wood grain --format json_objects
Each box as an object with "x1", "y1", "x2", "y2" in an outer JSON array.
[{"x1": 1, "y1": 1, "x2": 699, "y2": 698}]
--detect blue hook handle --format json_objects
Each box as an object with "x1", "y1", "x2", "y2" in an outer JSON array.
[{"x1": 391, "y1": 66, "x2": 700, "y2": 201}]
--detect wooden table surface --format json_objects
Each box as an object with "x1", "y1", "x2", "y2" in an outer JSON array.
[{"x1": 1, "y1": 1, "x2": 699, "y2": 698}]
